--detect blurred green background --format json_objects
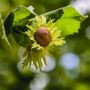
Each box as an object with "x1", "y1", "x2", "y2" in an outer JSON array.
[{"x1": 0, "y1": 0, "x2": 90, "y2": 90}]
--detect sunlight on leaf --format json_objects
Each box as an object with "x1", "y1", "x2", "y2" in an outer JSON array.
[{"x1": 55, "y1": 6, "x2": 87, "y2": 36}]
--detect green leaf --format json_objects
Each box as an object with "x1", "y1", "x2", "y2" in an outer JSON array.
[
  {"x1": 55, "y1": 6, "x2": 87, "y2": 36},
  {"x1": 0, "y1": 14, "x2": 11, "y2": 50},
  {"x1": 4, "y1": 5, "x2": 36, "y2": 35},
  {"x1": 4, "y1": 12, "x2": 14, "y2": 36},
  {"x1": 43, "y1": 8, "x2": 64, "y2": 22},
  {"x1": 13, "y1": 5, "x2": 35, "y2": 26},
  {"x1": 3, "y1": 5, "x2": 36, "y2": 46},
  {"x1": 12, "y1": 26, "x2": 30, "y2": 47}
]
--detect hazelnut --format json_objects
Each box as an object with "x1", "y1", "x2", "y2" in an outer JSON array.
[{"x1": 34, "y1": 27, "x2": 51, "y2": 47}]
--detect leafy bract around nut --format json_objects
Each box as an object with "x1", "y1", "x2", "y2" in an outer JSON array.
[{"x1": 22, "y1": 16, "x2": 65, "y2": 70}]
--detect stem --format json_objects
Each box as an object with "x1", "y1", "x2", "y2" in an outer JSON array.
[{"x1": 28, "y1": 6, "x2": 63, "y2": 22}]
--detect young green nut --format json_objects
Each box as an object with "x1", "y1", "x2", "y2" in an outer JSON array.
[{"x1": 34, "y1": 27, "x2": 51, "y2": 47}]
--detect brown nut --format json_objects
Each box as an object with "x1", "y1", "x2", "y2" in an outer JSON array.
[{"x1": 34, "y1": 27, "x2": 51, "y2": 47}]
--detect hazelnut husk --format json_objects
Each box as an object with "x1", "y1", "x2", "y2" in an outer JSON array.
[{"x1": 34, "y1": 27, "x2": 51, "y2": 47}]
